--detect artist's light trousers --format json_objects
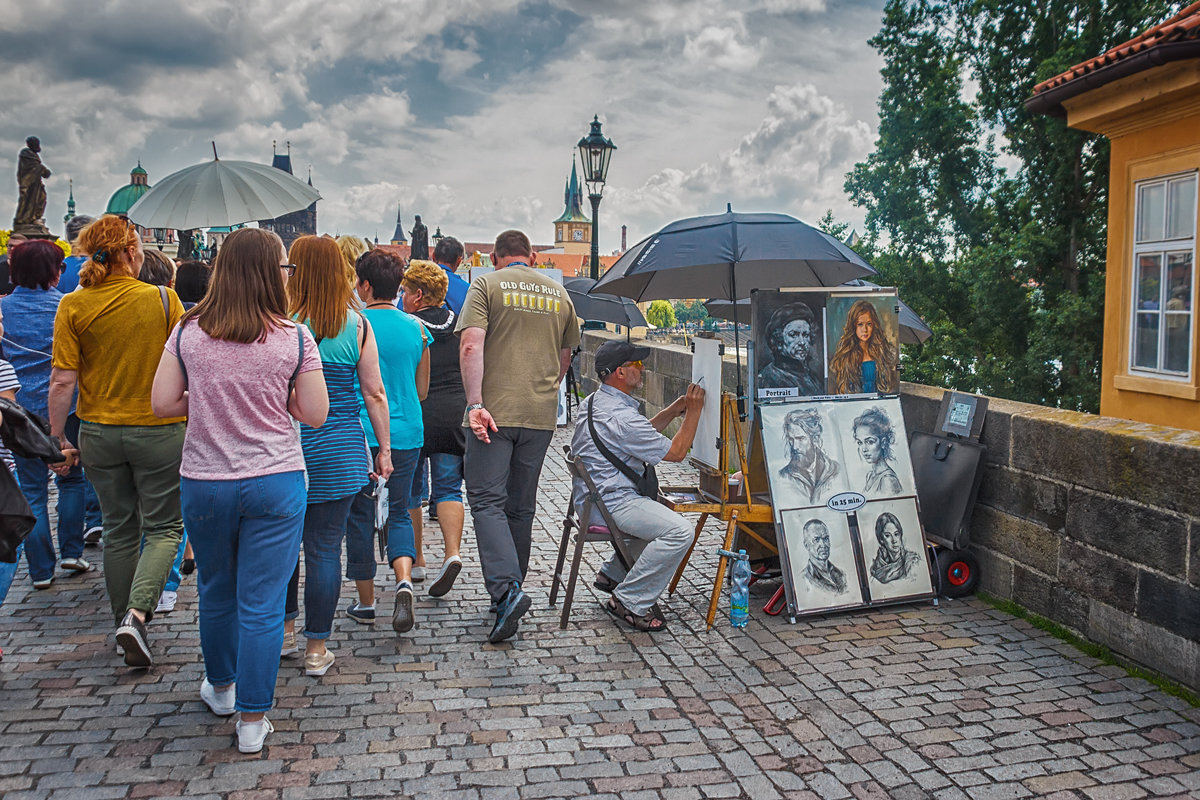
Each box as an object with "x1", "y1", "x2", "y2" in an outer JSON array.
[
  {"x1": 464, "y1": 427, "x2": 553, "y2": 604},
  {"x1": 599, "y1": 496, "x2": 694, "y2": 616}
]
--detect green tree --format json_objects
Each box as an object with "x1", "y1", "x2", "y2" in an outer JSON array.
[
  {"x1": 672, "y1": 299, "x2": 711, "y2": 327},
  {"x1": 646, "y1": 300, "x2": 677, "y2": 329},
  {"x1": 847, "y1": 0, "x2": 1172, "y2": 412}
]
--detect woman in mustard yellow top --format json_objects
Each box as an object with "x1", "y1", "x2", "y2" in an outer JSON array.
[{"x1": 48, "y1": 215, "x2": 186, "y2": 669}]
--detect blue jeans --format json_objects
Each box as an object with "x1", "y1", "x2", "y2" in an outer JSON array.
[
  {"x1": 181, "y1": 471, "x2": 305, "y2": 713},
  {"x1": 0, "y1": 543, "x2": 22, "y2": 608},
  {"x1": 408, "y1": 452, "x2": 465, "y2": 510},
  {"x1": 346, "y1": 447, "x2": 421, "y2": 580},
  {"x1": 162, "y1": 532, "x2": 187, "y2": 593},
  {"x1": 15, "y1": 454, "x2": 86, "y2": 582},
  {"x1": 297, "y1": 493, "x2": 356, "y2": 640}
]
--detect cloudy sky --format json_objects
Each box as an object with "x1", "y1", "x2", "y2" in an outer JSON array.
[{"x1": 1, "y1": 0, "x2": 887, "y2": 252}]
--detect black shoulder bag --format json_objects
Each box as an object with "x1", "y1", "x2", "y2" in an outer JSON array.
[{"x1": 586, "y1": 396, "x2": 660, "y2": 500}]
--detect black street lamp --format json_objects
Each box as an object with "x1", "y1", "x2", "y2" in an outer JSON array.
[{"x1": 577, "y1": 115, "x2": 616, "y2": 280}]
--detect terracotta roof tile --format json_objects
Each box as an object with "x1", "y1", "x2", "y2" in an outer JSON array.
[{"x1": 1032, "y1": 1, "x2": 1200, "y2": 95}]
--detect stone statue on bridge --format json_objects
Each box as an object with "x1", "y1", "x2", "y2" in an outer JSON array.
[
  {"x1": 409, "y1": 214, "x2": 428, "y2": 261},
  {"x1": 14, "y1": 136, "x2": 52, "y2": 237}
]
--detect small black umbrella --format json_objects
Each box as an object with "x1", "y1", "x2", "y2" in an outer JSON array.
[
  {"x1": 564, "y1": 277, "x2": 648, "y2": 328},
  {"x1": 592, "y1": 208, "x2": 877, "y2": 414}
]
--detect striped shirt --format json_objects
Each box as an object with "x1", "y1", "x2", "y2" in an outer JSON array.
[{"x1": 298, "y1": 310, "x2": 370, "y2": 503}]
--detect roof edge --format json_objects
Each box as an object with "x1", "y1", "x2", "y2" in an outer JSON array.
[{"x1": 1027, "y1": 40, "x2": 1200, "y2": 117}]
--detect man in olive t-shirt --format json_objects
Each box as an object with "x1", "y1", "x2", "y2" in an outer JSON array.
[{"x1": 456, "y1": 229, "x2": 579, "y2": 643}]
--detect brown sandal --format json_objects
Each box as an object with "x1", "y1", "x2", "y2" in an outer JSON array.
[{"x1": 602, "y1": 597, "x2": 667, "y2": 633}]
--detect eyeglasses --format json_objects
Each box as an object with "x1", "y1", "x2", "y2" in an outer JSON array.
[
  {"x1": 623, "y1": 360, "x2": 644, "y2": 370},
  {"x1": 281, "y1": 264, "x2": 296, "y2": 276}
]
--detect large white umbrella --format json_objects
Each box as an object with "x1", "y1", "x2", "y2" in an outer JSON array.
[{"x1": 126, "y1": 147, "x2": 320, "y2": 230}]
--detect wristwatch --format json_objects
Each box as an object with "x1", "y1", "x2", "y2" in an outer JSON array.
[{"x1": 467, "y1": 403, "x2": 485, "y2": 412}]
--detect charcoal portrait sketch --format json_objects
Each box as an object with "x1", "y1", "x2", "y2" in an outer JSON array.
[
  {"x1": 752, "y1": 292, "x2": 827, "y2": 398},
  {"x1": 857, "y1": 498, "x2": 934, "y2": 603},
  {"x1": 779, "y1": 507, "x2": 865, "y2": 613},
  {"x1": 771, "y1": 406, "x2": 847, "y2": 507},
  {"x1": 833, "y1": 397, "x2": 913, "y2": 500}
]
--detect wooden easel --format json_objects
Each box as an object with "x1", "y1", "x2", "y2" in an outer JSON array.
[{"x1": 661, "y1": 392, "x2": 776, "y2": 629}]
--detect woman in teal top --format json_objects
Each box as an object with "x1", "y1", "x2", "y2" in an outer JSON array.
[{"x1": 344, "y1": 250, "x2": 430, "y2": 635}]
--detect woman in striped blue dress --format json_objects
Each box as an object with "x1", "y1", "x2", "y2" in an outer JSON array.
[{"x1": 283, "y1": 236, "x2": 392, "y2": 677}]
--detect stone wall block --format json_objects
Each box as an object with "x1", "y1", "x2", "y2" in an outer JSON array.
[
  {"x1": 973, "y1": 546, "x2": 1014, "y2": 598},
  {"x1": 1064, "y1": 489, "x2": 1189, "y2": 577},
  {"x1": 898, "y1": 383, "x2": 941, "y2": 440},
  {"x1": 1058, "y1": 540, "x2": 1138, "y2": 613},
  {"x1": 1012, "y1": 565, "x2": 1054, "y2": 618},
  {"x1": 977, "y1": 465, "x2": 1068, "y2": 531},
  {"x1": 970, "y1": 506, "x2": 1060, "y2": 575},
  {"x1": 1190, "y1": 520, "x2": 1199, "y2": 589},
  {"x1": 1088, "y1": 599, "x2": 1200, "y2": 690},
  {"x1": 1010, "y1": 411, "x2": 1200, "y2": 516},
  {"x1": 1136, "y1": 571, "x2": 1200, "y2": 642},
  {"x1": 1049, "y1": 583, "x2": 1090, "y2": 630}
]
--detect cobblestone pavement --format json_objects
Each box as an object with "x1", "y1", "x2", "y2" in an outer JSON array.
[{"x1": 1, "y1": 424, "x2": 1198, "y2": 800}]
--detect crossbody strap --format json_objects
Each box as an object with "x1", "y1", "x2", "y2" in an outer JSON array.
[
  {"x1": 586, "y1": 396, "x2": 649, "y2": 487},
  {"x1": 289, "y1": 323, "x2": 304, "y2": 390},
  {"x1": 175, "y1": 322, "x2": 188, "y2": 388}
]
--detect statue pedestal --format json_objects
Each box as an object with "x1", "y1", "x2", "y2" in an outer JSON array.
[{"x1": 13, "y1": 219, "x2": 52, "y2": 237}]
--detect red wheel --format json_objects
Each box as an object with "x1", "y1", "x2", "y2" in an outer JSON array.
[{"x1": 936, "y1": 549, "x2": 979, "y2": 598}]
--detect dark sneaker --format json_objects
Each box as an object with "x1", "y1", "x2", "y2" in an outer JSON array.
[
  {"x1": 428, "y1": 556, "x2": 462, "y2": 598},
  {"x1": 392, "y1": 582, "x2": 414, "y2": 633},
  {"x1": 345, "y1": 601, "x2": 376, "y2": 624},
  {"x1": 488, "y1": 582, "x2": 531, "y2": 644},
  {"x1": 115, "y1": 611, "x2": 153, "y2": 668}
]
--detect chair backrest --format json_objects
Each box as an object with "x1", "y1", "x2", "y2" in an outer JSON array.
[{"x1": 563, "y1": 448, "x2": 634, "y2": 565}]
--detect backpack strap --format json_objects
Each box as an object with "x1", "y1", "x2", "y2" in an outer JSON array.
[
  {"x1": 288, "y1": 323, "x2": 305, "y2": 391},
  {"x1": 175, "y1": 321, "x2": 188, "y2": 389},
  {"x1": 159, "y1": 286, "x2": 170, "y2": 336}
]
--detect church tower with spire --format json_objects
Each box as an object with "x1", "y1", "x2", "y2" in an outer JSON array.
[
  {"x1": 390, "y1": 204, "x2": 406, "y2": 246},
  {"x1": 554, "y1": 158, "x2": 591, "y2": 255},
  {"x1": 258, "y1": 140, "x2": 317, "y2": 248},
  {"x1": 63, "y1": 179, "x2": 76, "y2": 235}
]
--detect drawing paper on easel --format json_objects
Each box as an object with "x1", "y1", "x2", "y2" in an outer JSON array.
[
  {"x1": 689, "y1": 337, "x2": 722, "y2": 470},
  {"x1": 778, "y1": 507, "x2": 865, "y2": 615},
  {"x1": 857, "y1": 498, "x2": 934, "y2": 603}
]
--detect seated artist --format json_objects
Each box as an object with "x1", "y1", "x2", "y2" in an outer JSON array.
[{"x1": 570, "y1": 341, "x2": 705, "y2": 632}]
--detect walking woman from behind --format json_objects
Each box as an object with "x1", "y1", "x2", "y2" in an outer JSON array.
[
  {"x1": 400, "y1": 260, "x2": 467, "y2": 599},
  {"x1": 48, "y1": 215, "x2": 186, "y2": 668},
  {"x1": 344, "y1": 250, "x2": 428, "y2": 633},
  {"x1": 151, "y1": 227, "x2": 328, "y2": 753},
  {"x1": 3, "y1": 240, "x2": 91, "y2": 588},
  {"x1": 284, "y1": 235, "x2": 392, "y2": 677}
]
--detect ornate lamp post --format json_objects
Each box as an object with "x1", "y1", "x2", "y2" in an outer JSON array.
[{"x1": 577, "y1": 115, "x2": 616, "y2": 281}]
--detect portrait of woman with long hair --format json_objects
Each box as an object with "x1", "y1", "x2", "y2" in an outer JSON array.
[
  {"x1": 827, "y1": 298, "x2": 897, "y2": 394},
  {"x1": 851, "y1": 406, "x2": 902, "y2": 497}
]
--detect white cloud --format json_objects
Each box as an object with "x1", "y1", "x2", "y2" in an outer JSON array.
[{"x1": 683, "y1": 26, "x2": 764, "y2": 71}]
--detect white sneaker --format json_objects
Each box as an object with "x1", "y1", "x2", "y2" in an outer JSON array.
[
  {"x1": 155, "y1": 591, "x2": 178, "y2": 614},
  {"x1": 200, "y1": 678, "x2": 236, "y2": 717},
  {"x1": 280, "y1": 630, "x2": 301, "y2": 659},
  {"x1": 60, "y1": 557, "x2": 93, "y2": 573},
  {"x1": 236, "y1": 716, "x2": 274, "y2": 753},
  {"x1": 410, "y1": 566, "x2": 426, "y2": 582}
]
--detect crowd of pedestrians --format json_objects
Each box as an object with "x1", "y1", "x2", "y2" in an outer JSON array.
[{"x1": 0, "y1": 219, "x2": 580, "y2": 755}]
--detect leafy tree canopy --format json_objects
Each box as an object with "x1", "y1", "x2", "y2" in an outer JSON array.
[{"x1": 847, "y1": 0, "x2": 1174, "y2": 411}]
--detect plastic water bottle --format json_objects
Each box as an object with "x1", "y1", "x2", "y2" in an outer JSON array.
[{"x1": 730, "y1": 549, "x2": 750, "y2": 628}]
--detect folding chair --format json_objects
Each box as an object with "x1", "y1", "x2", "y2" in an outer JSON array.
[{"x1": 550, "y1": 446, "x2": 637, "y2": 629}]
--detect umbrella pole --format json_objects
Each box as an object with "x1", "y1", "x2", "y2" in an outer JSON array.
[{"x1": 731, "y1": 265, "x2": 746, "y2": 420}]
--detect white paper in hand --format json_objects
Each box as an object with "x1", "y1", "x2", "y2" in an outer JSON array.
[{"x1": 374, "y1": 476, "x2": 389, "y2": 530}]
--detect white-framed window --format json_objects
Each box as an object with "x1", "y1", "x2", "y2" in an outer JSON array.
[{"x1": 1131, "y1": 171, "x2": 1196, "y2": 378}]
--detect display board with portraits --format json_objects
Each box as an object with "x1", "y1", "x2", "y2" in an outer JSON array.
[
  {"x1": 751, "y1": 288, "x2": 900, "y2": 401},
  {"x1": 757, "y1": 397, "x2": 934, "y2": 618}
]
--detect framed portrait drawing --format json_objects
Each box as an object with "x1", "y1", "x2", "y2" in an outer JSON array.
[
  {"x1": 824, "y1": 293, "x2": 900, "y2": 396},
  {"x1": 758, "y1": 402, "x2": 850, "y2": 510},
  {"x1": 778, "y1": 507, "x2": 865, "y2": 615},
  {"x1": 857, "y1": 498, "x2": 934, "y2": 604},
  {"x1": 752, "y1": 290, "x2": 829, "y2": 401},
  {"x1": 831, "y1": 397, "x2": 915, "y2": 501}
]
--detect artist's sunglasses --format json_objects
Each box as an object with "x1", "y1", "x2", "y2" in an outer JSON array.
[{"x1": 623, "y1": 360, "x2": 644, "y2": 370}]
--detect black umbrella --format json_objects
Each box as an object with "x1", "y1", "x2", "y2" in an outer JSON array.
[
  {"x1": 592, "y1": 208, "x2": 877, "y2": 414},
  {"x1": 704, "y1": 282, "x2": 933, "y2": 345},
  {"x1": 564, "y1": 277, "x2": 648, "y2": 328}
]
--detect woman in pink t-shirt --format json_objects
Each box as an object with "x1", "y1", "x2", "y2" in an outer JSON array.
[{"x1": 151, "y1": 228, "x2": 329, "y2": 754}]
